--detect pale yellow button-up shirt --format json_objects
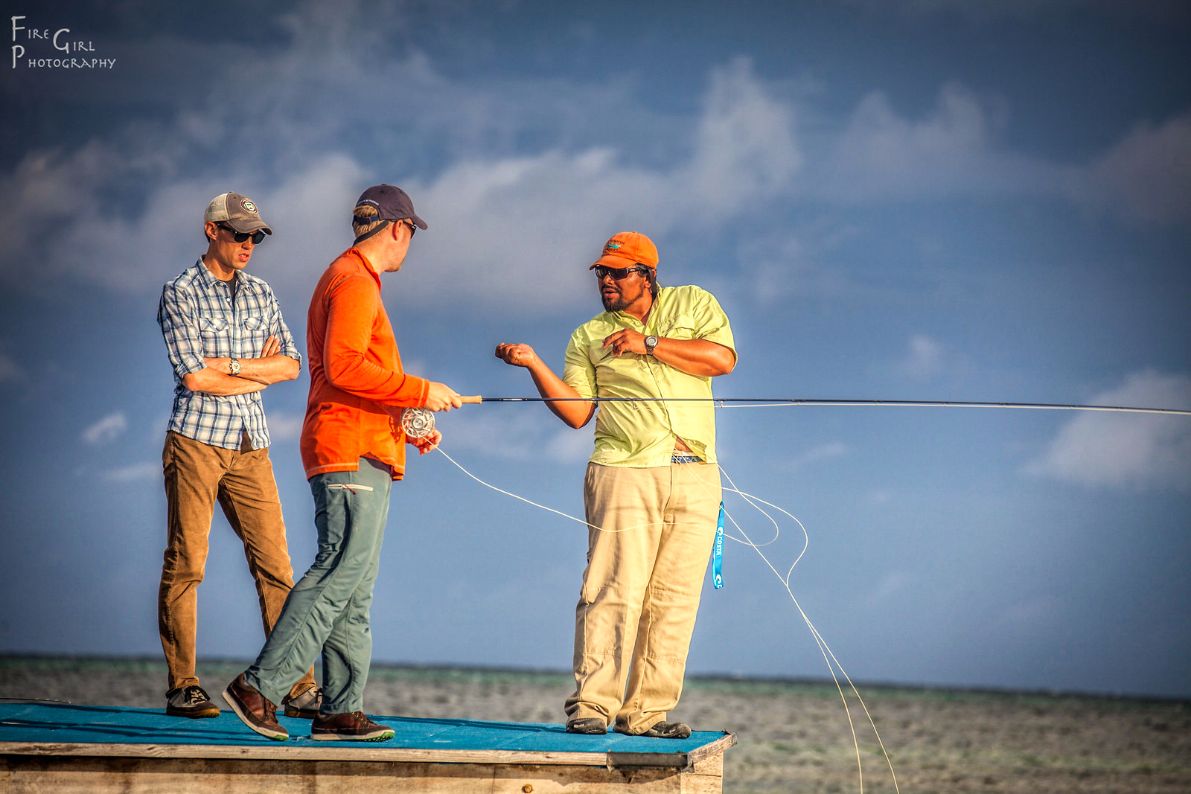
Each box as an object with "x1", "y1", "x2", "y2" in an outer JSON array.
[{"x1": 562, "y1": 285, "x2": 736, "y2": 467}]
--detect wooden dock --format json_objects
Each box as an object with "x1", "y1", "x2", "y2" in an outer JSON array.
[{"x1": 0, "y1": 702, "x2": 735, "y2": 792}]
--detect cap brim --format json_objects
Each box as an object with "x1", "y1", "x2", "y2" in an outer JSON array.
[
  {"x1": 226, "y1": 219, "x2": 272, "y2": 235},
  {"x1": 411, "y1": 213, "x2": 428, "y2": 231},
  {"x1": 590, "y1": 252, "x2": 648, "y2": 269}
]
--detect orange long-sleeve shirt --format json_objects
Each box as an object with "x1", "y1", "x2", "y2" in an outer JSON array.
[{"x1": 300, "y1": 248, "x2": 429, "y2": 480}]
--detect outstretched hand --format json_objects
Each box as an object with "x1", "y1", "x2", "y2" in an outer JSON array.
[{"x1": 494, "y1": 343, "x2": 539, "y2": 368}]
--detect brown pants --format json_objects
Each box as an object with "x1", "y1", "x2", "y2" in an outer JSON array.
[
  {"x1": 159, "y1": 431, "x2": 315, "y2": 695},
  {"x1": 566, "y1": 462, "x2": 721, "y2": 733}
]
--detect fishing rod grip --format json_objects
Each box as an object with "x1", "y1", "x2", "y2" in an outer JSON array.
[{"x1": 460, "y1": 395, "x2": 484, "y2": 404}]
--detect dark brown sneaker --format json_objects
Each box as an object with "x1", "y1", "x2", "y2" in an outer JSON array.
[
  {"x1": 165, "y1": 685, "x2": 220, "y2": 718},
  {"x1": 282, "y1": 685, "x2": 323, "y2": 719},
  {"x1": 618, "y1": 720, "x2": 692, "y2": 739},
  {"x1": 566, "y1": 717, "x2": 607, "y2": 735},
  {"x1": 311, "y1": 711, "x2": 395, "y2": 742},
  {"x1": 222, "y1": 673, "x2": 288, "y2": 741}
]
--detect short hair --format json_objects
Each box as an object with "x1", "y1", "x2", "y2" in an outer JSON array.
[{"x1": 352, "y1": 203, "x2": 386, "y2": 239}]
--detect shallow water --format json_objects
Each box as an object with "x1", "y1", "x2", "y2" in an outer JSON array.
[{"x1": 2, "y1": 656, "x2": 1188, "y2": 793}]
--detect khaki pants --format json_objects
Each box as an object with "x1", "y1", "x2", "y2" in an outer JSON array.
[
  {"x1": 159, "y1": 431, "x2": 315, "y2": 696},
  {"x1": 566, "y1": 462, "x2": 721, "y2": 733}
]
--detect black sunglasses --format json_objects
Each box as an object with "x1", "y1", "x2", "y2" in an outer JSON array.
[
  {"x1": 401, "y1": 219, "x2": 417, "y2": 238},
  {"x1": 594, "y1": 265, "x2": 647, "y2": 281},
  {"x1": 219, "y1": 223, "x2": 267, "y2": 245}
]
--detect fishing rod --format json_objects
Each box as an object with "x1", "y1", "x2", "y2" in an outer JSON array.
[
  {"x1": 399, "y1": 395, "x2": 1188, "y2": 438},
  {"x1": 456, "y1": 396, "x2": 1190, "y2": 416}
]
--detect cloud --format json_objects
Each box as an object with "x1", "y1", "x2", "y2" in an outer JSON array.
[
  {"x1": 816, "y1": 82, "x2": 1059, "y2": 201},
  {"x1": 867, "y1": 570, "x2": 911, "y2": 606},
  {"x1": 81, "y1": 412, "x2": 127, "y2": 445},
  {"x1": 1025, "y1": 371, "x2": 1191, "y2": 492},
  {"x1": 3, "y1": 0, "x2": 1184, "y2": 321},
  {"x1": 101, "y1": 462, "x2": 160, "y2": 483},
  {"x1": 809, "y1": 81, "x2": 1190, "y2": 226},
  {"x1": 1074, "y1": 113, "x2": 1191, "y2": 225},
  {"x1": 266, "y1": 410, "x2": 305, "y2": 443},
  {"x1": 789, "y1": 441, "x2": 848, "y2": 469},
  {"x1": 0, "y1": 351, "x2": 22, "y2": 383},
  {"x1": 3, "y1": 13, "x2": 800, "y2": 316},
  {"x1": 437, "y1": 410, "x2": 591, "y2": 464},
  {"x1": 402, "y1": 58, "x2": 800, "y2": 311},
  {"x1": 731, "y1": 222, "x2": 859, "y2": 306},
  {"x1": 898, "y1": 334, "x2": 945, "y2": 379}
]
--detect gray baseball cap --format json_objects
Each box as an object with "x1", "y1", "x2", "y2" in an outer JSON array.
[{"x1": 204, "y1": 192, "x2": 272, "y2": 235}]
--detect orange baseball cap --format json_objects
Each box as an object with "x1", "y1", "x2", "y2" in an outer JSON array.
[{"x1": 590, "y1": 231, "x2": 659, "y2": 270}]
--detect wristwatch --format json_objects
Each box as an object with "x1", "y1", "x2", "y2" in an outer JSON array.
[
  {"x1": 644, "y1": 335, "x2": 659, "y2": 356},
  {"x1": 229, "y1": 358, "x2": 241, "y2": 376}
]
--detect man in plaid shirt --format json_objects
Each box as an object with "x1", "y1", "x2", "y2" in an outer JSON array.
[{"x1": 156, "y1": 192, "x2": 319, "y2": 720}]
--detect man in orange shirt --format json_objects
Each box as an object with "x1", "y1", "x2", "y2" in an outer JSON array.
[{"x1": 224, "y1": 184, "x2": 463, "y2": 742}]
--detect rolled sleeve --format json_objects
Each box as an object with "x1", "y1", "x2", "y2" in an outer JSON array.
[
  {"x1": 268, "y1": 292, "x2": 302, "y2": 367},
  {"x1": 692, "y1": 290, "x2": 736, "y2": 361},
  {"x1": 562, "y1": 329, "x2": 596, "y2": 399},
  {"x1": 157, "y1": 283, "x2": 206, "y2": 380}
]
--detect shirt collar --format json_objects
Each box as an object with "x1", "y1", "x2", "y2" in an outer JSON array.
[
  {"x1": 194, "y1": 258, "x2": 239, "y2": 291},
  {"x1": 347, "y1": 248, "x2": 383, "y2": 290}
]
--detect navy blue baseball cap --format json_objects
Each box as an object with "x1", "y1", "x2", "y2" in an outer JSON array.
[{"x1": 354, "y1": 184, "x2": 428, "y2": 230}]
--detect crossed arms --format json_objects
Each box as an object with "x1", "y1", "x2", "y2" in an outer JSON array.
[{"x1": 184, "y1": 335, "x2": 300, "y2": 395}]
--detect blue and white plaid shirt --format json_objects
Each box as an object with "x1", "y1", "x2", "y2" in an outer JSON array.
[{"x1": 158, "y1": 260, "x2": 301, "y2": 450}]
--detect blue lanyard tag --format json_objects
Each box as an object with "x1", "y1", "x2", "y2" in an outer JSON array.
[{"x1": 712, "y1": 501, "x2": 725, "y2": 589}]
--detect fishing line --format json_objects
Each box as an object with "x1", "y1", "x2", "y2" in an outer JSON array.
[
  {"x1": 720, "y1": 466, "x2": 899, "y2": 794},
  {"x1": 406, "y1": 388, "x2": 1190, "y2": 786},
  {"x1": 432, "y1": 444, "x2": 898, "y2": 793}
]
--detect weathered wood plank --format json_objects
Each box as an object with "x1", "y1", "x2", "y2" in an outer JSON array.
[
  {"x1": 1, "y1": 740, "x2": 609, "y2": 767},
  {"x1": 1, "y1": 733, "x2": 735, "y2": 771},
  {"x1": 1, "y1": 755, "x2": 724, "y2": 793}
]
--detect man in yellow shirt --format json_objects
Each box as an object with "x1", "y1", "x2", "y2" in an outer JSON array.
[{"x1": 495, "y1": 231, "x2": 736, "y2": 739}]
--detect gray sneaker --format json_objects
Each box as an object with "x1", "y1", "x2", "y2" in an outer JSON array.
[
  {"x1": 618, "y1": 720, "x2": 692, "y2": 739},
  {"x1": 282, "y1": 685, "x2": 324, "y2": 719},
  {"x1": 166, "y1": 685, "x2": 221, "y2": 718},
  {"x1": 566, "y1": 717, "x2": 607, "y2": 734}
]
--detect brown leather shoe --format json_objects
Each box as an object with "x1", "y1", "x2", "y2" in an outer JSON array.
[
  {"x1": 311, "y1": 711, "x2": 395, "y2": 742},
  {"x1": 222, "y1": 673, "x2": 288, "y2": 741}
]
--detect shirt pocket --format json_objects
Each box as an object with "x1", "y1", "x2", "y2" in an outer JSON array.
[
  {"x1": 589, "y1": 340, "x2": 611, "y2": 366},
  {"x1": 662, "y1": 314, "x2": 699, "y2": 340},
  {"x1": 198, "y1": 315, "x2": 229, "y2": 336},
  {"x1": 241, "y1": 313, "x2": 268, "y2": 333}
]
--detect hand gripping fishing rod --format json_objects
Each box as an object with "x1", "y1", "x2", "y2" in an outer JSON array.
[{"x1": 399, "y1": 395, "x2": 1190, "y2": 438}]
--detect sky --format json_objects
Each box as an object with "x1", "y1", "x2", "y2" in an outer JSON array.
[{"x1": 1, "y1": 0, "x2": 1189, "y2": 701}]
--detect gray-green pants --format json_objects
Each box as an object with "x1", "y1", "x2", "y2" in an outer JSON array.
[{"x1": 246, "y1": 457, "x2": 392, "y2": 713}]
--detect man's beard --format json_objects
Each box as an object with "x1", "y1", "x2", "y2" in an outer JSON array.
[{"x1": 601, "y1": 291, "x2": 628, "y2": 311}]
